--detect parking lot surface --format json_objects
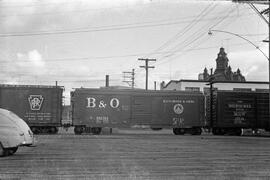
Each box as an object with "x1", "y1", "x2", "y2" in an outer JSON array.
[{"x1": 1, "y1": 129, "x2": 270, "y2": 179}]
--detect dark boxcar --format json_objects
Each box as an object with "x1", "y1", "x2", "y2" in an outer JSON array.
[
  {"x1": 71, "y1": 88, "x2": 205, "y2": 135},
  {"x1": 256, "y1": 92, "x2": 270, "y2": 131},
  {"x1": 0, "y1": 85, "x2": 63, "y2": 134},
  {"x1": 207, "y1": 90, "x2": 269, "y2": 135}
]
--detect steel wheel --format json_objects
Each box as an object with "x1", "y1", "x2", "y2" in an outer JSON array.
[
  {"x1": 74, "y1": 126, "x2": 83, "y2": 135},
  {"x1": 91, "y1": 127, "x2": 102, "y2": 135},
  {"x1": 31, "y1": 127, "x2": 40, "y2": 134},
  {"x1": 50, "y1": 127, "x2": 58, "y2": 134},
  {"x1": 151, "y1": 128, "x2": 163, "y2": 131},
  {"x1": 173, "y1": 128, "x2": 185, "y2": 135},
  {"x1": 173, "y1": 128, "x2": 179, "y2": 135},
  {"x1": 191, "y1": 128, "x2": 202, "y2": 135},
  {"x1": 179, "y1": 128, "x2": 185, "y2": 135},
  {"x1": 235, "y1": 128, "x2": 242, "y2": 136}
]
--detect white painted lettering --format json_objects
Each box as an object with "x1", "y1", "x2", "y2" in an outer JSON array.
[
  {"x1": 110, "y1": 98, "x2": 120, "y2": 108},
  {"x1": 86, "y1": 97, "x2": 96, "y2": 108}
]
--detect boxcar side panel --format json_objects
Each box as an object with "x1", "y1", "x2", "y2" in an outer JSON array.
[
  {"x1": 0, "y1": 86, "x2": 63, "y2": 127},
  {"x1": 215, "y1": 92, "x2": 256, "y2": 128},
  {"x1": 150, "y1": 95, "x2": 204, "y2": 128},
  {"x1": 256, "y1": 93, "x2": 270, "y2": 129},
  {"x1": 72, "y1": 91, "x2": 131, "y2": 127},
  {"x1": 72, "y1": 89, "x2": 205, "y2": 129},
  {"x1": 131, "y1": 96, "x2": 152, "y2": 125}
]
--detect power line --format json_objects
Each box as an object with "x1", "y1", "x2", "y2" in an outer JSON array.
[
  {"x1": 0, "y1": 1, "x2": 251, "y2": 17},
  {"x1": 0, "y1": 1, "x2": 160, "y2": 10},
  {"x1": 149, "y1": 3, "x2": 230, "y2": 63},
  {"x1": 0, "y1": 37, "x2": 264, "y2": 65},
  {"x1": 150, "y1": 2, "x2": 218, "y2": 55},
  {"x1": 154, "y1": 2, "x2": 238, "y2": 65},
  {"x1": 0, "y1": 1, "x2": 77, "y2": 8},
  {"x1": 0, "y1": 13, "x2": 255, "y2": 37},
  {"x1": 133, "y1": 3, "x2": 235, "y2": 74},
  {"x1": 0, "y1": 39, "x2": 265, "y2": 85}
]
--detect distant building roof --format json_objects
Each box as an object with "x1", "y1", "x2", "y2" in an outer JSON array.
[
  {"x1": 100, "y1": 85, "x2": 142, "y2": 90},
  {"x1": 162, "y1": 79, "x2": 269, "y2": 89}
]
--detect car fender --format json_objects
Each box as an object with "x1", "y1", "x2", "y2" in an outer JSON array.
[{"x1": 0, "y1": 127, "x2": 22, "y2": 148}]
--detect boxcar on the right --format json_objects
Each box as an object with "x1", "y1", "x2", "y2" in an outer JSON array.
[{"x1": 207, "y1": 90, "x2": 269, "y2": 135}]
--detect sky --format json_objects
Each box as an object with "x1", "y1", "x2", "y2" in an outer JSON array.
[{"x1": 0, "y1": 0, "x2": 269, "y2": 105}]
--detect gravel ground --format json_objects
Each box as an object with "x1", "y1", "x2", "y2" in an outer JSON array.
[{"x1": 1, "y1": 129, "x2": 270, "y2": 180}]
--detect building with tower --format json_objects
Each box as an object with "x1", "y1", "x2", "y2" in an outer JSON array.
[
  {"x1": 161, "y1": 47, "x2": 268, "y2": 92},
  {"x1": 198, "y1": 47, "x2": 245, "y2": 82}
]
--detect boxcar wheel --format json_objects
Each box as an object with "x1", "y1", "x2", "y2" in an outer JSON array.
[
  {"x1": 212, "y1": 128, "x2": 225, "y2": 135},
  {"x1": 179, "y1": 128, "x2": 185, "y2": 135},
  {"x1": 197, "y1": 128, "x2": 202, "y2": 135},
  {"x1": 31, "y1": 127, "x2": 40, "y2": 134},
  {"x1": 91, "y1": 127, "x2": 102, "y2": 135},
  {"x1": 235, "y1": 128, "x2": 242, "y2": 136},
  {"x1": 173, "y1": 128, "x2": 185, "y2": 135},
  {"x1": 191, "y1": 128, "x2": 202, "y2": 135},
  {"x1": 173, "y1": 128, "x2": 179, "y2": 135},
  {"x1": 50, "y1": 127, "x2": 58, "y2": 134},
  {"x1": 151, "y1": 128, "x2": 162, "y2": 131},
  {"x1": 74, "y1": 126, "x2": 83, "y2": 135},
  {"x1": 212, "y1": 128, "x2": 219, "y2": 135}
]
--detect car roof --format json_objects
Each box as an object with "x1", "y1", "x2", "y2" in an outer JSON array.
[{"x1": 0, "y1": 108, "x2": 30, "y2": 131}]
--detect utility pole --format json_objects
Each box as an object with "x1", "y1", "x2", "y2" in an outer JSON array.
[
  {"x1": 206, "y1": 68, "x2": 214, "y2": 131},
  {"x1": 105, "y1": 75, "x2": 109, "y2": 87},
  {"x1": 122, "y1": 69, "x2": 135, "y2": 88},
  {"x1": 138, "y1": 58, "x2": 156, "y2": 90},
  {"x1": 209, "y1": 68, "x2": 213, "y2": 130},
  {"x1": 268, "y1": 1, "x2": 270, "y2": 120}
]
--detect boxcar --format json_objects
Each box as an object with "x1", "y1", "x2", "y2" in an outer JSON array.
[
  {"x1": 0, "y1": 85, "x2": 63, "y2": 134},
  {"x1": 71, "y1": 88, "x2": 205, "y2": 135},
  {"x1": 256, "y1": 92, "x2": 270, "y2": 131},
  {"x1": 207, "y1": 90, "x2": 269, "y2": 135}
]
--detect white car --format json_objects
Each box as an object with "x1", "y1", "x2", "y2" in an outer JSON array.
[{"x1": 0, "y1": 108, "x2": 35, "y2": 156}]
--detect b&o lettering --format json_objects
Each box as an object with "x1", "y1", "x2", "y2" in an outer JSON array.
[
  {"x1": 110, "y1": 98, "x2": 119, "y2": 108},
  {"x1": 86, "y1": 97, "x2": 96, "y2": 108}
]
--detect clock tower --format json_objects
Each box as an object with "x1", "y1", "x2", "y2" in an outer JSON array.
[
  {"x1": 214, "y1": 47, "x2": 228, "y2": 75},
  {"x1": 198, "y1": 47, "x2": 245, "y2": 82}
]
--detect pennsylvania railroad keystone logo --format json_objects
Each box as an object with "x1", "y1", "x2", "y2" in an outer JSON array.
[
  {"x1": 173, "y1": 104, "x2": 184, "y2": 114},
  {"x1": 28, "y1": 95, "x2": 44, "y2": 111}
]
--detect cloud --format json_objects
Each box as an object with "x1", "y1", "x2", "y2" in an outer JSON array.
[
  {"x1": 17, "y1": 49, "x2": 45, "y2": 67},
  {"x1": 228, "y1": 46, "x2": 269, "y2": 81},
  {"x1": 28, "y1": 50, "x2": 45, "y2": 66},
  {"x1": 13, "y1": 49, "x2": 47, "y2": 78}
]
